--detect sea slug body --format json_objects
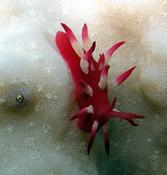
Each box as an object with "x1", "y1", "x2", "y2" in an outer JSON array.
[{"x1": 55, "y1": 23, "x2": 144, "y2": 155}]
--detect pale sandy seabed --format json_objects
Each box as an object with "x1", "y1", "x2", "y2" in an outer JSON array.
[{"x1": 0, "y1": 0, "x2": 167, "y2": 175}]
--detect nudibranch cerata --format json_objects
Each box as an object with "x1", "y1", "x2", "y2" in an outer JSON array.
[{"x1": 55, "y1": 23, "x2": 144, "y2": 155}]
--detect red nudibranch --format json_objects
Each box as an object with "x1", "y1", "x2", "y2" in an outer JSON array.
[{"x1": 55, "y1": 23, "x2": 144, "y2": 155}]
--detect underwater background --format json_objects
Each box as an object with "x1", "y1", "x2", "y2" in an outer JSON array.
[{"x1": 0, "y1": 0, "x2": 167, "y2": 174}]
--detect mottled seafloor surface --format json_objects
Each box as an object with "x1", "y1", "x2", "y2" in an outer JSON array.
[{"x1": 0, "y1": 0, "x2": 167, "y2": 175}]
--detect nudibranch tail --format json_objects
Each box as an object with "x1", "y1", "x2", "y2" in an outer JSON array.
[{"x1": 55, "y1": 23, "x2": 143, "y2": 155}]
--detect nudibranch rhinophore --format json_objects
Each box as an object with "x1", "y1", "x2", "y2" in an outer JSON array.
[{"x1": 55, "y1": 23, "x2": 144, "y2": 155}]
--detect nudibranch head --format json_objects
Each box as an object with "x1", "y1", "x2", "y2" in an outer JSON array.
[{"x1": 55, "y1": 23, "x2": 144, "y2": 155}]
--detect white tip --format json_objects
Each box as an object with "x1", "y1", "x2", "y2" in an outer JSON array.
[
  {"x1": 72, "y1": 41, "x2": 84, "y2": 58},
  {"x1": 98, "y1": 75, "x2": 107, "y2": 90},
  {"x1": 113, "y1": 108, "x2": 120, "y2": 112},
  {"x1": 86, "y1": 84, "x2": 93, "y2": 97},
  {"x1": 80, "y1": 58, "x2": 89, "y2": 74},
  {"x1": 87, "y1": 105, "x2": 94, "y2": 114}
]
